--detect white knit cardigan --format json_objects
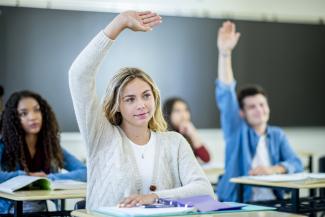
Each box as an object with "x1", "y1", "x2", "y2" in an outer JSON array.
[{"x1": 69, "y1": 31, "x2": 214, "y2": 210}]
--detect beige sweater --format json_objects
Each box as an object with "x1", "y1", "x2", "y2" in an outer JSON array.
[{"x1": 69, "y1": 31, "x2": 214, "y2": 210}]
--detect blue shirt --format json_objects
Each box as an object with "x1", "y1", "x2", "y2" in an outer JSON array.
[
  {"x1": 0, "y1": 141, "x2": 87, "y2": 213},
  {"x1": 215, "y1": 80, "x2": 303, "y2": 202}
]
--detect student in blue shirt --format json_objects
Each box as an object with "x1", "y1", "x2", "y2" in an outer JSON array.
[
  {"x1": 0, "y1": 90, "x2": 86, "y2": 213},
  {"x1": 215, "y1": 21, "x2": 303, "y2": 202}
]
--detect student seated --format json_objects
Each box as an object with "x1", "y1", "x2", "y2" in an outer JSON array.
[
  {"x1": 215, "y1": 21, "x2": 303, "y2": 202},
  {"x1": 69, "y1": 11, "x2": 214, "y2": 210},
  {"x1": 163, "y1": 97, "x2": 210, "y2": 163},
  {"x1": 0, "y1": 90, "x2": 87, "y2": 213}
]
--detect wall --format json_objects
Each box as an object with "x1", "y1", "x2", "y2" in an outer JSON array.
[
  {"x1": 1, "y1": 7, "x2": 325, "y2": 131},
  {"x1": 61, "y1": 127, "x2": 325, "y2": 172}
]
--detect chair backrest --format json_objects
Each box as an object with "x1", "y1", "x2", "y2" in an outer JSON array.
[{"x1": 74, "y1": 200, "x2": 86, "y2": 210}]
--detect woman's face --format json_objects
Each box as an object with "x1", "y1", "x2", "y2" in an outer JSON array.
[
  {"x1": 17, "y1": 97, "x2": 43, "y2": 135},
  {"x1": 170, "y1": 101, "x2": 191, "y2": 129},
  {"x1": 119, "y1": 78, "x2": 156, "y2": 129}
]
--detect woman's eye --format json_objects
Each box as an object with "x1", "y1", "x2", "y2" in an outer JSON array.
[
  {"x1": 144, "y1": 94, "x2": 151, "y2": 99},
  {"x1": 19, "y1": 112, "x2": 27, "y2": 117},
  {"x1": 125, "y1": 98, "x2": 134, "y2": 103}
]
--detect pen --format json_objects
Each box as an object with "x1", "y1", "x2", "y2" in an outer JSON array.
[{"x1": 143, "y1": 204, "x2": 175, "y2": 208}]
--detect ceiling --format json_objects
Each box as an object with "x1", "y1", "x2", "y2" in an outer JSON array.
[{"x1": 1, "y1": 0, "x2": 325, "y2": 24}]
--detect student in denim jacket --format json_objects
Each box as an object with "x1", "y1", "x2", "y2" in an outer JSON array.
[
  {"x1": 0, "y1": 90, "x2": 86, "y2": 213},
  {"x1": 215, "y1": 21, "x2": 303, "y2": 202}
]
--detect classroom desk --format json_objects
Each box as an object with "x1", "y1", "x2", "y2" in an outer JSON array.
[
  {"x1": 201, "y1": 163, "x2": 224, "y2": 186},
  {"x1": 231, "y1": 177, "x2": 325, "y2": 216},
  {"x1": 0, "y1": 188, "x2": 86, "y2": 217},
  {"x1": 71, "y1": 209, "x2": 306, "y2": 217}
]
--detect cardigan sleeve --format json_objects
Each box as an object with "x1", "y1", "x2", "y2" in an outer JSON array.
[
  {"x1": 69, "y1": 31, "x2": 115, "y2": 157},
  {"x1": 155, "y1": 135, "x2": 215, "y2": 199}
]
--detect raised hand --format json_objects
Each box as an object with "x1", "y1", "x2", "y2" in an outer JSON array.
[
  {"x1": 122, "y1": 11, "x2": 162, "y2": 32},
  {"x1": 217, "y1": 21, "x2": 240, "y2": 54},
  {"x1": 104, "y1": 11, "x2": 162, "y2": 40}
]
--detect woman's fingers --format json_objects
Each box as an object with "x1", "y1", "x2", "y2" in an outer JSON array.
[
  {"x1": 119, "y1": 195, "x2": 142, "y2": 207},
  {"x1": 139, "y1": 12, "x2": 158, "y2": 19},
  {"x1": 142, "y1": 16, "x2": 161, "y2": 25},
  {"x1": 138, "y1": 11, "x2": 152, "y2": 16}
]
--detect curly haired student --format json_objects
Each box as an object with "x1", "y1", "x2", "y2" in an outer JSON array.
[{"x1": 0, "y1": 90, "x2": 86, "y2": 213}]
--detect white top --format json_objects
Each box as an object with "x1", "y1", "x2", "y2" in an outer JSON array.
[
  {"x1": 69, "y1": 31, "x2": 214, "y2": 210},
  {"x1": 128, "y1": 132, "x2": 156, "y2": 195},
  {"x1": 251, "y1": 135, "x2": 276, "y2": 201}
]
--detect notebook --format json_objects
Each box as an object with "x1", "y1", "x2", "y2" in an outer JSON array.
[
  {"x1": 95, "y1": 206, "x2": 196, "y2": 217},
  {"x1": 0, "y1": 175, "x2": 86, "y2": 194},
  {"x1": 95, "y1": 195, "x2": 246, "y2": 216}
]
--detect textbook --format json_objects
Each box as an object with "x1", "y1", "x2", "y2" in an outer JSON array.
[
  {"x1": 0, "y1": 175, "x2": 86, "y2": 194},
  {"x1": 246, "y1": 172, "x2": 325, "y2": 183}
]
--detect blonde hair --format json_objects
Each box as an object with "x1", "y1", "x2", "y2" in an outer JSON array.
[{"x1": 103, "y1": 67, "x2": 167, "y2": 132}]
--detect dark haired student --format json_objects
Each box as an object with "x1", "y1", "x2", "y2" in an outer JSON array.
[
  {"x1": 215, "y1": 21, "x2": 303, "y2": 202},
  {"x1": 0, "y1": 90, "x2": 86, "y2": 213}
]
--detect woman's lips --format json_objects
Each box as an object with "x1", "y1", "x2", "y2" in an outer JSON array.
[
  {"x1": 134, "y1": 112, "x2": 149, "y2": 119},
  {"x1": 29, "y1": 123, "x2": 40, "y2": 129}
]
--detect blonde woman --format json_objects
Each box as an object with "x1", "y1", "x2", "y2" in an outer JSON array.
[{"x1": 69, "y1": 11, "x2": 214, "y2": 210}]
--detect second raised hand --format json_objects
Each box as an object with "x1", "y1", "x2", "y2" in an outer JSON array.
[{"x1": 104, "y1": 11, "x2": 162, "y2": 40}]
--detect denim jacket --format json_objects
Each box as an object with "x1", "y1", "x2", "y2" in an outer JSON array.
[{"x1": 215, "y1": 80, "x2": 303, "y2": 202}]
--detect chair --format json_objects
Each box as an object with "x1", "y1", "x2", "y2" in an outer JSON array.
[
  {"x1": 74, "y1": 200, "x2": 86, "y2": 210},
  {"x1": 319, "y1": 156, "x2": 325, "y2": 217}
]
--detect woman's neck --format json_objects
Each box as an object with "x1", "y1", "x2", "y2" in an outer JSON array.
[
  {"x1": 121, "y1": 123, "x2": 150, "y2": 145},
  {"x1": 25, "y1": 134, "x2": 38, "y2": 158}
]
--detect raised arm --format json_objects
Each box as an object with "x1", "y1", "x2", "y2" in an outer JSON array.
[
  {"x1": 217, "y1": 21, "x2": 240, "y2": 84},
  {"x1": 69, "y1": 11, "x2": 161, "y2": 155},
  {"x1": 215, "y1": 22, "x2": 242, "y2": 140}
]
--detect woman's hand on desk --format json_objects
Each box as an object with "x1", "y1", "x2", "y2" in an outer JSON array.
[
  {"x1": 249, "y1": 165, "x2": 286, "y2": 176},
  {"x1": 118, "y1": 193, "x2": 158, "y2": 208}
]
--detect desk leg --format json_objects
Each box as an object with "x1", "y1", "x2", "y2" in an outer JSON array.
[
  {"x1": 291, "y1": 189, "x2": 300, "y2": 213},
  {"x1": 238, "y1": 184, "x2": 244, "y2": 203},
  {"x1": 60, "y1": 199, "x2": 66, "y2": 211},
  {"x1": 13, "y1": 201, "x2": 22, "y2": 217}
]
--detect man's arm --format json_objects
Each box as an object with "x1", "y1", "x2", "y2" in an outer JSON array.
[{"x1": 216, "y1": 21, "x2": 242, "y2": 139}]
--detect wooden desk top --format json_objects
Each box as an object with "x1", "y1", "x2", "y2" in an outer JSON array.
[
  {"x1": 202, "y1": 167, "x2": 224, "y2": 184},
  {"x1": 231, "y1": 177, "x2": 325, "y2": 189},
  {"x1": 0, "y1": 188, "x2": 86, "y2": 201},
  {"x1": 71, "y1": 209, "x2": 305, "y2": 217}
]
